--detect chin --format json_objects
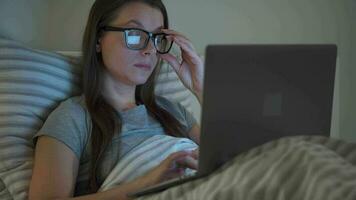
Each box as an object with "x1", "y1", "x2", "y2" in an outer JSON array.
[
  {"x1": 132, "y1": 77, "x2": 150, "y2": 86},
  {"x1": 135, "y1": 71, "x2": 155, "y2": 84}
]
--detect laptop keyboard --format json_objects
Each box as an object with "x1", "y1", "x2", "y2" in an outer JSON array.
[
  {"x1": 127, "y1": 169, "x2": 199, "y2": 197},
  {"x1": 160, "y1": 169, "x2": 197, "y2": 186},
  {"x1": 180, "y1": 169, "x2": 197, "y2": 179}
]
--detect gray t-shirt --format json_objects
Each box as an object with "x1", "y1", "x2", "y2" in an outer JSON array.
[{"x1": 33, "y1": 95, "x2": 197, "y2": 196}]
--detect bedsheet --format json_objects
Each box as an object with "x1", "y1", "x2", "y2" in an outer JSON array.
[{"x1": 102, "y1": 136, "x2": 356, "y2": 200}]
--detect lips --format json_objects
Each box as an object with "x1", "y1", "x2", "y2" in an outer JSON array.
[{"x1": 134, "y1": 63, "x2": 152, "y2": 70}]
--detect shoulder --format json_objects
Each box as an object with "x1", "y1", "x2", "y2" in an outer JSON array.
[
  {"x1": 34, "y1": 95, "x2": 91, "y2": 159},
  {"x1": 58, "y1": 95, "x2": 86, "y2": 112},
  {"x1": 53, "y1": 95, "x2": 89, "y2": 120},
  {"x1": 52, "y1": 95, "x2": 92, "y2": 131}
]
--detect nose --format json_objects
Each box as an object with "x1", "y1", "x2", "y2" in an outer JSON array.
[{"x1": 142, "y1": 39, "x2": 157, "y2": 55}]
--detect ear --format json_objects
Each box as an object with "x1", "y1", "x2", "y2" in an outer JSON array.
[
  {"x1": 96, "y1": 38, "x2": 102, "y2": 52},
  {"x1": 96, "y1": 44, "x2": 101, "y2": 52}
]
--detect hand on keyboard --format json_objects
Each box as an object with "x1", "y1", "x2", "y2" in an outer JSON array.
[{"x1": 138, "y1": 150, "x2": 198, "y2": 187}]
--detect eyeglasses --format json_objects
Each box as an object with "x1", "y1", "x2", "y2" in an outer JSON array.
[{"x1": 101, "y1": 26, "x2": 173, "y2": 54}]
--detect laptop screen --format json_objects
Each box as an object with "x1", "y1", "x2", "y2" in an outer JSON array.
[{"x1": 199, "y1": 44, "x2": 337, "y2": 174}]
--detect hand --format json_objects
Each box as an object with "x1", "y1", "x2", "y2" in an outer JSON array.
[
  {"x1": 192, "y1": 148, "x2": 199, "y2": 160},
  {"x1": 159, "y1": 29, "x2": 204, "y2": 103},
  {"x1": 139, "y1": 150, "x2": 199, "y2": 186}
]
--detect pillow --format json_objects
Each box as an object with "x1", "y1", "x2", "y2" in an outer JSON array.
[
  {"x1": 0, "y1": 38, "x2": 81, "y2": 200},
  {"x1": 155, "y1": 62, "x2": 196, "y2": 113},
  {"x1": 0, "y1": 38, "x2": 197, "y2": 200},
  {"x1": 0, "y1": 179, "x2": 11, "y2": 200}
]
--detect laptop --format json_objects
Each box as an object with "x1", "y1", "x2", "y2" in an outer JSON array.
[{"x1": 128, "y1": 44, "x2": 337, "y2": 198}]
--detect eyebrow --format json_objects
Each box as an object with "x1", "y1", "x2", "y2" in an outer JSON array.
[{"x1": 123, "y1": 19, "x2": 164, "y2": 32}]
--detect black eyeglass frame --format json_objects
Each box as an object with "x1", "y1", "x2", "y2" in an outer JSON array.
[{"x1": 101, "y1": 26, "x2": 173, "y2": 54}]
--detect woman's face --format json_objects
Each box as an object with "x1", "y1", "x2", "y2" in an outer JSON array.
[{"x1": 99, "y1": 2, "x2": 164, "y2": 86}]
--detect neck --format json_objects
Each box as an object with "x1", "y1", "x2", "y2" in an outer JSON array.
[{"x1": 101, "y1": 71, "x2": 137, "y2": 112}]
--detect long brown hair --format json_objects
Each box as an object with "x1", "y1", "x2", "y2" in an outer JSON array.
[{"x1": 81, "y1": 0, "x2": 186, "y2": 193}]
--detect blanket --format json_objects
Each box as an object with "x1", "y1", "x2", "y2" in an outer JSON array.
[
  {"x1": 99, "y1": 135, "x2": 198, "y2": 191},
  {"x1": 102, "y1": 136, "x2": 356, "y2": 200}
]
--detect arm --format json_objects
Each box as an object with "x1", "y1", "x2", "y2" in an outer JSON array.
[
  {"x1": 187, "y1": 124, "x2": 201, "y2": 145},
  {"x1": 29, "y1": 136, "x2": 151, "y2": 200}
]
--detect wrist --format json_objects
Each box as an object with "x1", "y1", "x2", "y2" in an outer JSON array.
[
  {"x1": 136, "y1": 171, "x2": 161, "y2": 188},
  {"x1": 134, "y1": 174, "x2": 154, "y2": 189},
  {"x1": 193, "y1": 91, "x2": 203, "y2": 105},
  {"x1": 108, "y1": 177, "x2": 152, "y2": 200}
]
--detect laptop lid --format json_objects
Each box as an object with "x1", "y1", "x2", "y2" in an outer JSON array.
[{"x1": 198, "y1": 44, "x2": 337, "y2": 175}]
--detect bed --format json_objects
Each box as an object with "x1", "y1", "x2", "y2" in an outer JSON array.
[{"x1": 1, "y1": 2, "x2": 356, "y2": 200}]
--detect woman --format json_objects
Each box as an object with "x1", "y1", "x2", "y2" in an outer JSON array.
[{"x1": 29, "y1": 0, "x2": 204, "y2": 199}]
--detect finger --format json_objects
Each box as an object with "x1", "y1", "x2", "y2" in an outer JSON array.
[
  {"x1": 164, "y1": 151, "x2": 191, "y2": 166},
  {"x1": 159, "y1": 53, "x2": 182, "y2": 73},
  {"x1": 162, "y1": 36, "x2": 200, "y2": 67},
  {"x1": 164, "y1": 35, "x2": 195, "y2": 55},
  {"x1": 164, "y1": 168, "x2": 185, "y2": 180},
  {"x1": 162, "y1": 30, "x2": 199, "y2": 59},
  {"x1": 175, "y1": 156, "x2": 199, "y2": 170},
  {"x1": 174, "y1": 42, "x2": 202, "y2": 68},
  {"x1": 172, "y1": 38, "x2": 199, "y2": 62},
  {"x1": 190, "y1": 149, "x2": 199, "y2": 160},
  {"x1": 181, "y1": 149, "x2": 199, "y2": 160},
  {"x1": 170, "y1": 35, "x2": 196, "y2": 52},
  {"x1": 161, "y1": 29, "x2": 190, "y2": 41}
]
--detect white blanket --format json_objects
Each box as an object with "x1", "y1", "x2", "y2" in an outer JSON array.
[{"x1": 99, "y1": 135, "x2": 198, "y2": 192}]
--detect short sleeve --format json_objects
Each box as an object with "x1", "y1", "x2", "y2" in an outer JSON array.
[
  {"x1": 33, "y1": 96, "x2": 90, "y2": 159},
  {"x1": 156, "y1": 96, "x2": 197, "y2": 135}
]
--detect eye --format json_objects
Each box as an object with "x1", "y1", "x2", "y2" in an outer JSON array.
[
  {"x1": 126, "y1": 30, "x2": 145, "y2": 45},
  {"x1": 127, "y1": 35, "x2": 141, "y2": 45}
]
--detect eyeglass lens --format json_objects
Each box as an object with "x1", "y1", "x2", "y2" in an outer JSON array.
[{"x1": 125, "y1": 29, "x2": 172, "y2": 53}]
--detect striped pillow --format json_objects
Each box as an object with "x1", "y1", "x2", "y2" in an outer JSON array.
[
  {"x1": 0, "y1": 38, "x2": 196, "y2": 199},
  {"x1": 0, "y1": 38, "x2": 81, "y2": 200}
]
